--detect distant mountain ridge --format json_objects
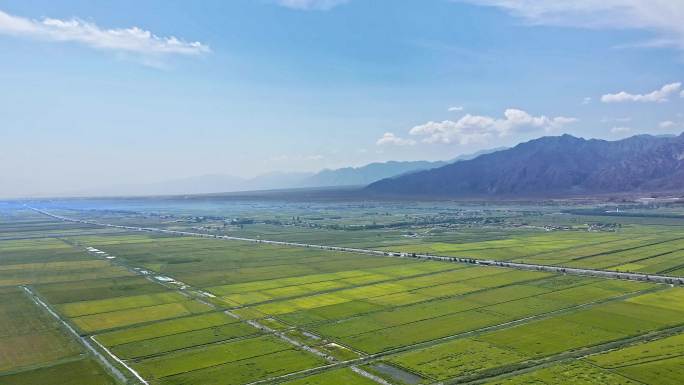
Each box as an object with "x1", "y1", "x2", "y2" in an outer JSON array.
[
  {"x1": 365, "y1": 133, "x2": 684, "y2": 197},
  {"x1": 68, "y1": 147, "x2": 505, "y2": 197},
  {"x1": 298, "y1": 160, "x2": 448, "y2": 187},
  {"x1": 298, "y1": 147, "x2": 506, "y2": 187}
]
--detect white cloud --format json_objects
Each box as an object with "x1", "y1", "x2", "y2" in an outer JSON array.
[
  {"x1": 0, "y1": 9, "x2": 209, "y2": 57},
  {"x1": 601, "y1": 82, "x2": 681, "y2": 103},
  {"x1": 408, "y1": 108, "x2": 576, "y2": 145},
  {"x1": 659, "y1": 120, "x2": 676, "y2": 128},
  {"x1": 448, "y1": 106, "x2": 464, "y2": 112},
  {"x1": 376, "y1": 132, "x2": 416, "y2": 146},
  {"x1": 582, "y1": 97, "x2": 592, "y2": 105},
  {"x1": 458, "y1": 1, "x2": 684, "y2": 51},
  {"x1": 681, "y1": 90, "x2": 684, "y2": 98},
  {"x1": 610, "y1": 126, "x2": 632, "y2": 134},
  {"x1": 276, "y1": 0, "x2": 349, "y2": 10}
]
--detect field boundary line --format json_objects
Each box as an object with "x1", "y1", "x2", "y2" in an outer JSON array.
[
  {"x1": 316, "y1": 277, "x2": 604, "y2": 341},
  {"x1": 90, "y1": 335, "x2": 150, "y2": 385},
  {"x1": 351, "y1": 365, "x2": 395, "y2": 385},
  {"x1": 581, "y1": 359, "x2": 650, "y2": 385},
  {"x1": 233, "y1": 286, "x2": 664, "y2": 385},
  {"x1": 456, "y1": 322, "x2": 684, "y2": 385},
  {"x1": 0, "y1": 355, "x2": 85, "y2": 377},
  {"x1": 28, "y1": 207, "x2": 684, "y2": 286},
  {"x1": 223, "y1": 265, "x2": 465, "y2": 310},
  {"x1": 20, "y1": 285, "x2": 133, "y2": 385},
  {"x1": 568, "y1": 236, "x2": 684, "y2": 262},
  {"x1": 359, "y1": 285, "x2": 667, "y2": 361}
]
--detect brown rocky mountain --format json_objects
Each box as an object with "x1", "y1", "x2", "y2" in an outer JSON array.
[{"x1": 365, "y1": 133, "x2": 684, "y2": 198}]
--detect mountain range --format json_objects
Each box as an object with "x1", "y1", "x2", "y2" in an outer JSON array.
[
  {"x1": 365, "y1": 133, "x2": 684, "y2": 198},
  {"x1": 82, "y1": 148, "x2": 504, "y2": 197},
  {"x1": 297, "y1": 148, "x2": 502, "y2": 188}
]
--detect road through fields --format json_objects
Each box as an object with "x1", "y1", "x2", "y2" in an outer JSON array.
[{"x1": 29, "y1": 207, "x2": 684, "y2": 287}]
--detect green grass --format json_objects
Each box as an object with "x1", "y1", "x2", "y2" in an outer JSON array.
[
  {"x1": 0, "y1": 358, "x2": 117, "y2": 385},
  {"x1": 584, "y1": 330, "x2": 684, "y2": 384},
  {"x1": 311, "y1": 276, "x2": 645, "y2": 354},
  {"x1": 611, "y1": 356, "x2": 684, "y2": 384},
  {"x1": 35, "y1": 275, "x2": 168, "y2": 304},
  {"x1": 96, "y1": 312, "x2": 239, "y2": 346},
  {"x1": 280, "y1": 368, "x2": 378, "y2": 385},
  {"x1": 484, "y1": 361, "x2": 638, "y2": 385},
  {"x1": 158, "y1": 349, "x2": 326, "y2": 385},
  {"x1": 72, "y1": 300, "x2": 212, "y2": 333},
  {"x1": 389, "y1": 338, "x2": 525, "y2": 381},
  {"x1": 133, "y1": 335, "x2": 298, "y2": 379},
  {"x1": 5, "y1": 206, "x2": 684, "y2": 385},
  {"x1": 110, "y1": 321, "x2": 258, "y2": 359},
  {"x1": 588, "y1": 332, "x2": 684, "y2": 368},
  {"x1": 58, "y1": 292, "x2": 187, "y2": 317},
  {"x1": 386, "y1": 287, "x2": 684, "y2": 381},
  {"x1": 0, "y1": 288, "x2": 81, "y2": 372}
]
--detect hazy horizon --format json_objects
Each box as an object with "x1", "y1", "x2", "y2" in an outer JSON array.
[{"x1": 2, "y1": 1, "x2": 684, "y2": 197}]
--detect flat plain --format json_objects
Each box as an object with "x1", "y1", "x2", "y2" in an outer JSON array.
[{"x1": 2, "y1": 200, "x2": 684, "y2": 384}]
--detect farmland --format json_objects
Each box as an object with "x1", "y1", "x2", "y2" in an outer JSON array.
[
  {"x1": 2, "y1": 200, "x2": 684, "y2": 384},
  {"x1": 0, "y1": 218, "x2": 129, "y2": 384}
]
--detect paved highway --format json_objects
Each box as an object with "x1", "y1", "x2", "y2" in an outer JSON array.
[{"x1": 29, "y1": 207, "x2": 684, "y2": 287}]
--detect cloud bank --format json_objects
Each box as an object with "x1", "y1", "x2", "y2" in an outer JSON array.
[
  {"x1": 0, "y1": 9, "x2": 209, "y2": 57},
  {"x1": 408, "y1": 108, "x2": 576, "y2": 145},
  {"x1": 601, "y1": 82, "x2": 681, "y2": 103},
  {"x1": 459, "y1": 1, "x2": 684, "y2": 51},
  {"x1": 376, "y1": 132, "x2": 416, "y2": 146}
]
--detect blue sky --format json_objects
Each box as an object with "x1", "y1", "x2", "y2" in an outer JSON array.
[{"x1": 1, "y1": 0, "x2": 683, "y2": 197}]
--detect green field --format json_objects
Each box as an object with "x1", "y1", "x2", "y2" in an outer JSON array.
[
  {"x1": 0, "y1": 287, "x2": 81, "y2": 372},
  {"x1": 3, "y1": 203, "x2": 684, "y2": 384},
  {"x1": 280, "y1": 368, "x2": 378, "y2": 385},
  {"x1": 0, "y1": 359, "x2": 117, "y2": 385}
]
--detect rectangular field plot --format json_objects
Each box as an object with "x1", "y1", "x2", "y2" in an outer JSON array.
[
  {"x1": 305, "y1": 277, "x2": 647, "y2": 354},
  {"x1": 484, "y1": 361, "x2": 639, "y2": 385},
  {"x1": 0, "y1": 211, "x2": 106, "y2": 240},
  {"x1": 100, "y1": 314, "x2": 259, "y2": 359},
  {"x1": 563, "y1": 238, "x2": 684, "y2": 270},
  {"x1": 111, "y1": 321, "x2": 258, "y2": 359},
  {"x1": 157, "y1": 349, "x2": 325, "y2": 385},
  {"x1": 71, "y1": 299, "x2": 212, "y2": 333},
  {"x1": 588, "y1": 332, "x2": 684, "y2": 369},
  {"x1": 96, "y1": 312, "x2": 242, "y2": 346},
  {"x1": 389, "y1": 232, "x2": 641, "y2": 262},
  {"x1": 0, "y1": 358, "x2": 117, "y2": 385},
  {"x1": 612, "y1": 249, "x2": 684, "y2": 274},
  {"x1": 207, "y1": 263, "x2": 458, "y2": 307},
  {"x1": 391, "y1": 228, "x2": 684, "y2": 276},
  {"x1": 0, "y1": 238, "x2": 132, "y2": 286},
  {"x1": 386, "y1": 287, "x2": 684, "y2": 382},
  {"x1": 76, "y1": 236, "x2": 435, "y2": 288},
  {"x1": 237, "y1": 266, "x2": 530, "y2": 318},
  {"x1": 281, "y1": 368, "x2": 378, "y2": 385},
  {"x1": 0, "y1": 287, "x2": 82, "y2": 372},
  {"x1": 58, "y1": 291, "x2": 188, "y2": 317},
  {"x1": 390, "y1": 338, "x2": 525, "y2": 381},
  {"x1": 0, "y1": 257, "x2": 131, "y2": 287},
  {"x1": 35, "y1": 275, "x2": 168, "y2": 304},
  {"x1": 585, "y1": 331, "x2": 684, "y2": 384},
  {"x1": 132, "y1": 334, "x2": 326, "y2": 384}
]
